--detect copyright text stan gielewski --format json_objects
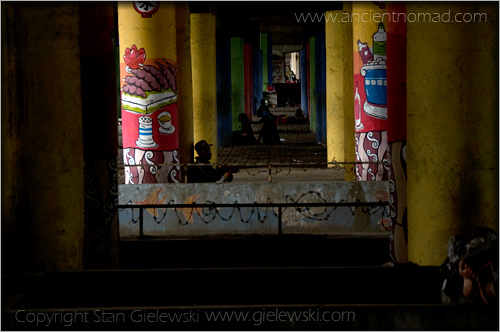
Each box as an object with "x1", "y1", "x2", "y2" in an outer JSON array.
[
  {"x1": 14, "y1": 310, "x2": 201, "y2": 327},
  {"x1": 14, "y1": 308, "x2": 356, "y2": 327}
]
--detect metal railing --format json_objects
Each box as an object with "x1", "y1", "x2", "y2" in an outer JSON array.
[
  {"x1": 120, "y1": 160, "x2": 388, "y2": 183},
  {"x1": 117, "y1": 200, "x2": 389, "y2": 237}
]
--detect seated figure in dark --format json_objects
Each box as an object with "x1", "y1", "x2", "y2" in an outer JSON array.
[
  {"x1": 258, "y1": 110, "x2": 280, "y2": 145},
  {"x1": 187, "y1": 140, "x2": 236, "y2": 183},
  {"x1": 232, "y1": 113, "x2": 257, "y2": 146}
]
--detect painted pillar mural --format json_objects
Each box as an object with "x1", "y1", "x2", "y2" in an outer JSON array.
[
  {"x1": 118, "y1": 2, "x2": 180, "y2": 184},
  {"x1": 353, "y1": 2, "x2": 408, "y2": 263},
  {"x1": 353, "y1": 2, "x2": 389, "y2": 183}
]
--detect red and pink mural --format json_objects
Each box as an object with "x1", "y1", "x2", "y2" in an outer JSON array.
[
  {"x1": 354, "y1": 21, "x2": 389, "y2": 182},
  {"x1": 121, "y1": 44, "x2": 181, "y2": 184},
  {"x1": 353, "y1": 1, "x2": 408, "y2": 263}
]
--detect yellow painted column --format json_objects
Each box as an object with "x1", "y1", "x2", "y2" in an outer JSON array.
[
  {"x1": 407, "y1": 2, "x2": 499, "y2": 265},
  {"x1": 2, "y1": 2, "x2": 83, "y2": 271},
  {"x1": 118, "y1": 2, "x2": 181, "y2": 184},
  {"x1": 191, "y1": 13, "x2": 218, "y2": 163},
  {"x1": 175, "y1": 2, "x2": 194, "y2": 181},
  {"x1": 326, "y1": 10, "x2": 345, "y2": 166},
  {"x1": 343, "y1": 2, "x2": 356, "y2": 181}
]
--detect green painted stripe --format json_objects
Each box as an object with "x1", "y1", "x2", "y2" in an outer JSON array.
[
  {"x1": 231, "y1": 37, "x2": 245, "y2": 131},
  {"x1": 261, "y1": 33, "x2": 268, "y2": 91}
]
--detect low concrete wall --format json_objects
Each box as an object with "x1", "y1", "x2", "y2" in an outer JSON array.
[{"x1": 118, "y1": 181, "x2": 389, "y2": 237}]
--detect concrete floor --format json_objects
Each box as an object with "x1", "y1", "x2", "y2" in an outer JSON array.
[{"x1": 118, "y1": 106, "x2": 347, "y2": 184}]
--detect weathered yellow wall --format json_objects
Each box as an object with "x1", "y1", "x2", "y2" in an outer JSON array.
[
  {"x1": 407, "y1": 2, "x2": 499, "y2": 265},
  {"x1": 191, "y1": 13, "x2": 218, "y2": 162},
  {"x1": 326, "y1": 10, "x2": 345, "y2": 166},
  {"x1": 117, "y1": 2, "x2": 176, "y2": 61},
  {"x1": 2, "y1": 2, "x2": 84, "y2": 271}
]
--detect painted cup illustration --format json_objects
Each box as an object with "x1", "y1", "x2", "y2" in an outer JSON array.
[
  {"x1": 158, "y1": 111, "x2": 175, "y2": 134},
  {"x1": 159, "y1": 112, "x2": 171, "y2": 128}
]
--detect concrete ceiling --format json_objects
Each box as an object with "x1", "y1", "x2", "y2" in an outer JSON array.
[{"x1": 206, "y1": 1, "x2": 343, "y2": 45}]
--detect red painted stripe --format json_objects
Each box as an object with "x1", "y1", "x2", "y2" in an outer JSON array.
[{"x1": 386, "y1": 2, "x2": 407, "y2": 142}]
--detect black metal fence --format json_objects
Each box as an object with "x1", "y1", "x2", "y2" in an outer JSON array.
[{"x1": 117, "y1": 201, "x2": 389, "y2": 237}]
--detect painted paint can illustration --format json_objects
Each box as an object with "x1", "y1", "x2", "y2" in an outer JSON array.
[
  {"x1": 361, "y1": 64, "x2": 387, "y2": 119},
  {"x1": 136, "y1": 116, "x2": 158, "y2": 148}
]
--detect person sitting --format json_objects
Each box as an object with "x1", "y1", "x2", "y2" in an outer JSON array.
[
  {"x1": 459, "y1": 227, "x2": 498, "y2": 306},
  {"x1": 291, "y1": 107, "x2": 306, "y2": 124},
  {"x1": 295, "y1": 107, "x2": 304, "y2": 120},
  {"x1": 187, "y1": 140, "x2": 236, "y2": 183},
  {"x1": 258, "y1": 112, "x2": 280, "y2": 145},
  {"x1": 441, "y1": 227, "x2": 498, "y2": 306},
  {"x1": 232, "y1": 113, "x2": 257, "y2": 146}
]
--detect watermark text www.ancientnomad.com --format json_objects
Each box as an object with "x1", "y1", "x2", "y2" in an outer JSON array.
[{"x1": 295, "y1": 11, "x2": 488, "y2": 23}]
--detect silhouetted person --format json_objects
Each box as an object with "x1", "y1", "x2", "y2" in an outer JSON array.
[
  {"x1": 441, "y1": 227, "x2": 499, "y2": 306},
  {"x1": 232, "y1": 113, "x2": 257, "y2": 146},
  {"x1": 187, "y1": 140, "x2": 236, "y2": 183},
  {"x1": 258, "y1": 112, "x2": 280, "y2": 145}
]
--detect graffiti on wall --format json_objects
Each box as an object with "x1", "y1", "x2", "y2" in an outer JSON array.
[
  {"x1": 354, "y1": 22, "x2": 389, "y2": 182},
  {"x1": 118, "y1": 184, "x2": 389, "y2": 237},
  {"x1": 121, "y1": 45, "x2": 181, "y2": 184},
  {"x1": 388, "y1": 140, "x2": 407, "y2": 261}
]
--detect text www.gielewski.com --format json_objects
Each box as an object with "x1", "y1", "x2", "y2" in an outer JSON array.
[
  {"x1": 15, "y1": 309, "x2": 355, "y2": 327},
  {"x1": 205, "y1": 308, "x2": 355, "y2": 326},
  {"x1": 295, "y1": 11, "x2": 488, "y2": 23}
]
